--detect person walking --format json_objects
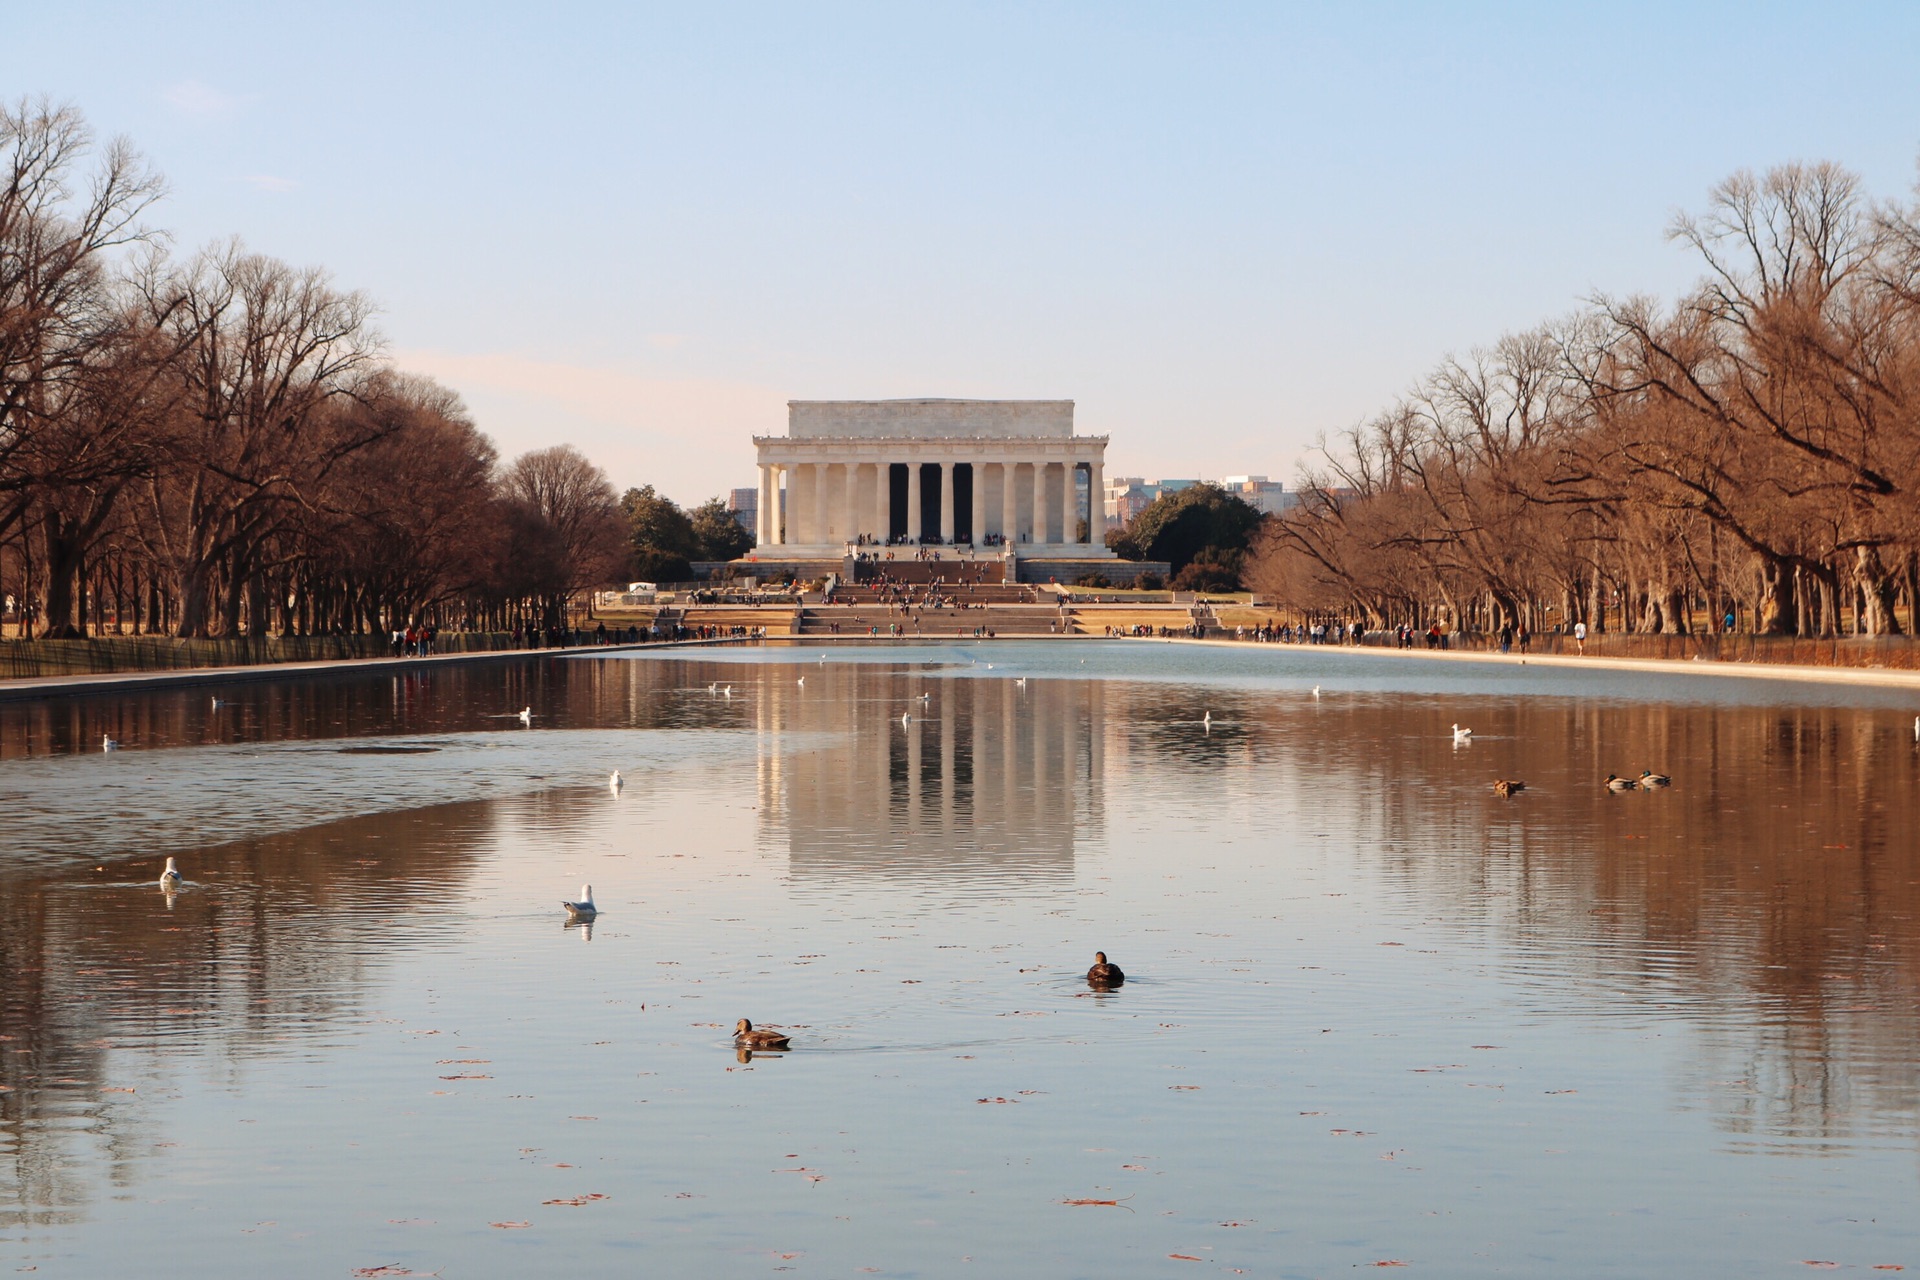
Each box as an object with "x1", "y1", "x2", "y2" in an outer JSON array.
[{"x1": 1574, "y1": 619, "x2": 1588, "y2": 655}]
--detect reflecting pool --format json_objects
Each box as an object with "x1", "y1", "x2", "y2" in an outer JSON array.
[{"x1": 2, "y1": 641, "x2": 1918, "y2": 1277}]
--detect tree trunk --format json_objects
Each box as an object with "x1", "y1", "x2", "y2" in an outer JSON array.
[
  {"x1": 1756, "y1": 554, "x2": 1796, "y2": 635},
  {"x1": 1852, "y1": 546, "x2": 1901, "y2": 636}
]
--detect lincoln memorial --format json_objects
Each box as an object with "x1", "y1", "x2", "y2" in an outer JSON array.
[{"x1": 750, "y1": 399, "x2": 1114, "y2": 562}]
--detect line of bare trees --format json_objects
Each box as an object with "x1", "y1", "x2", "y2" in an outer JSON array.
[
  {"x1": 1, "y1": 99, "x2": 627, "y2": 640},
  {"x1": 1253, "y1": 159, "x2": 1920, "y2": 638}
]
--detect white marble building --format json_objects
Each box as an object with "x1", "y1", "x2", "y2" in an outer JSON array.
[{"x1": 751, "y1": 399, "x2": 1113, "y2": 556}]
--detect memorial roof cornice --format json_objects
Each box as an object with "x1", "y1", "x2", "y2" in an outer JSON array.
[{"x1": 753, "y1": 435, "x2": 1109, "y2": 447}]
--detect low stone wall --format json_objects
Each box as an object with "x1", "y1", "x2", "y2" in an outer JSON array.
[
  {"x1": 1359, "y1": 630, "x2": 1920, "y2": 670},
  {"x1": 0, "y1": 632, "x2": 518, "y2": 680},
  {"x1": 1017, "y1": 558, "x2": 1170, "y2": 586}
]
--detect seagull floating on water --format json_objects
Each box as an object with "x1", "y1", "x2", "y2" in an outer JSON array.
[
  {"x1": 1202, "y1": 711, "x2": 1212, "y2": 728},
  {"x1": 1312, "y1": 686, "x2": 1321, "y2": 698},
  {"x1": 102, "y1": 734, "x2": 120, "y2": 751},
  {"x1": 609, "y1": 771, "x2": 623, "y2": 793},
  {"x1": 518, "y1": 707, "x2": 532, "y2": 725},
  {"x1": 562, "y1": 885, "x2": 596, "y2": 918},
  {"x1": 1015, "y1": 677, "x2": 1027, "y2": 688},
  {"x1": 159, "y1": 857, "x2": 182, "y2": 887},
  {"x1": 1451, "y1": 723, "x2": 1473, "y2": 743},
  {"x1": 210, "y1": 696, "x2": 223, "y2": 709},
  {"x1": 708, "y1": 682, "x2": 718, "y2": 694},
  {"x1": 723, "y1": 685, "x2": 732, "y2": 697},
  {"x1": 900, "y1": 712, "x2": 913, "y2": 727},
  {"x1": 797, "y1": 677, "x2": 805, "y2": 688}
]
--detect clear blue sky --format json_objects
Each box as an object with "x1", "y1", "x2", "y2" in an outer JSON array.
[{"x1": 14, "y1": 2, "x2": 1920, "y2": 504}]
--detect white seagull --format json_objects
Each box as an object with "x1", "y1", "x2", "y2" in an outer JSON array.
[
  {"x1": 918, "y1": 692, "x2": 931, "y2": 703},
  {"x1": 210, "y1": 696, "x2": 223, "y2": 709},
  {"x1": 562, "y1": 885, "x2": 597, "y2": 919},
  {"x1": 609, "y1": 771, "x2": 623, "y2": 793},
  {"x1": 723, "y1": 685, "x2": 733, "y2": 698},
  {"x1": 1451, "y1": 723, "x2": 1473, "y2": 743},
  {"x1": 102, "y1": 734, "x2": 120, "y2": 751},
  {"x1": 708, "y1": 682, "x2": 719, "y2": 694},
  {"x1": 159, "y1": 857, "x2": 182, "y2": 887},
  {"x1": 901, "y1": 712, "x2": 913, "y2": 727},
  {"x1": 1015, "y1": 677, "x2": 1027, "y2": 688},
  {"x1": 1202, "y1": 711, "x2": 1212, "y2": 728},
  {"x1": 518, "y1": 707, "x2": 532, "y2": 725},
  {"x1": 797, "y1": 677, "x2": 805, "y2": 688},
  {"x1": 1312, "y1": 686, "x2": 1321, "y2": 698}
]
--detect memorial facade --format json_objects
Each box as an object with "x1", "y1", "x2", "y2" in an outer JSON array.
[{"x1": 750, "y1": 399, "x2": 1112, "y2": 556}]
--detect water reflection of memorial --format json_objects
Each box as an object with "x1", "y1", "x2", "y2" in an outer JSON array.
[{"x1": 757, "y1": 670, "x2": 1104, "y2": 887}]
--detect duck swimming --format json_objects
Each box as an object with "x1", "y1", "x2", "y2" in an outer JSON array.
[
  {"x1": 609, "y1": 770, "x2": 623, "y2": 793},
  {"x1": 733, "y1": 1018, "x2": 790, "y2": 1050},
  {"x1": 1086, "y1": 951, "x2": 1125, "y2": 986},
  {"x1": 562, "y1": 885, "x2": 596, "y2": 918},
  {"x1": 1605, "y1": 774, "x2": 1638, "y2": 791},
  {"x1": 159, "y1": 857, "x2": 182, "y2": 887},
  {"x1": 1638, "y1": 770, "x2": 1671, "y2": 788},
  {"x1": 1492, "y1": 779, "x2": 1526, "y2": 797},
  {"x1": 1451, "y1": 723, "x2": 1473, "y2": 743}
]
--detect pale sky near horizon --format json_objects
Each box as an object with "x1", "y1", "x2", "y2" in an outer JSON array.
[{"x1": 12, "y1": 3, "x2": 1920, "y2": 506}]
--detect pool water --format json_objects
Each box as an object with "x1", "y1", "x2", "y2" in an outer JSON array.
[{"x1": 2, "y1": 641, "x2": 1917, "y2": 1277}]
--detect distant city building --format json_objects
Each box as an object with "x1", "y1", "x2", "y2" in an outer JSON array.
[
  {"x1": 726, "y1": 486, "x2": 759, "y2": 537},
  {"x1": 1103, "y1": 474, "x2": 1294, "y2": 525},
  {"x1": 1217, "y1": 475, "x2": 1295, "y2": 517}
]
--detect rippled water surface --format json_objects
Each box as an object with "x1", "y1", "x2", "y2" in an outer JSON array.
[{"x1": 3, "y1": 641, "x2": 1918, "y2": 1277}]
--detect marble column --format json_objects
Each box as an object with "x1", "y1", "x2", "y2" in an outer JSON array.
[
  {"x1": 1002, "y1": 461, "x2": 1018, "y2": 543},
  {"x1": 1034, "y1": 461, "x2": 1052, "y2": 547},
  {"x1": 756, "y1": 465, "x2": 773, "y2": 548},
  {"x1": 939, "y1": 461, "x2": 955, "y2": 544},
  {"x1": 773, "y1": 466, "x2": 785, "y2": 545},
  {"x1": 872, "y1": 461, "x2": 889, "y2": 544},
  {"x1": 970, "y1": 460, "x2": 986, "y2": 548},
  {"x1": 814, "y1": 463, "x2": 830, "y2": 547},
  {"x1": 1087, "y1": 459, "x2": 1105, "y2": 546},
  {"x1": 844, "y1": 464, "x2": 860, "y2": 546},
  {"x1": 907, "y1": 462, "x2": 923, "y2": 543}
]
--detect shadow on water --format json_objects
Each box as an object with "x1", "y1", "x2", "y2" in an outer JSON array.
[{"x1": 0, "y1": 798, "x2": 499, "y2": 1230}]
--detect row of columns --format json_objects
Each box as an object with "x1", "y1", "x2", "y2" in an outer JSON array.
[{"x1": 755, "y1": 458, "x2": 1106, "y2": 549}]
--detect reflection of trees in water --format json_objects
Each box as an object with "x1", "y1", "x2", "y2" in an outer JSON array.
[
  {"x1": 1172, "y1": 690, "x2": 1920, "y2": 1148},
  {"x1": 744, "y1": 670, "x2": 1103, "y2": 887},
  {"x1": 0, "y1": 658, "x2": 636, "y2": 761},
  {"x1": 0, "y1": 804, "x2": 490, "y2": 1228}
]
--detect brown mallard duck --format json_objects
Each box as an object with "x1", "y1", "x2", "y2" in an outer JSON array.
[
  {"x1": 1638, "y1": 770, "x2": 1672, "y2": 788},
  {"x1": 1605, "y1": 774, "x2": 1638, "y2": 791},
  {"x1": 733, "y1": 1019, "x2": 791, "y2": 1050},
  {"x1": 1086, "y1": 952, "x2": 1125, "y2": 986},
  {"x1": 1492, "y1": 779, "x2": 1526, "y2": 798}
]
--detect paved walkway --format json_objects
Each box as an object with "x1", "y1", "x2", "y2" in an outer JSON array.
[
  {"x1": 8, "y1": 630, "x2": 1916, "y2": 701},
  {"x1": 1149, "y1": 635, "x2": 1920, "y2": 690}
]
